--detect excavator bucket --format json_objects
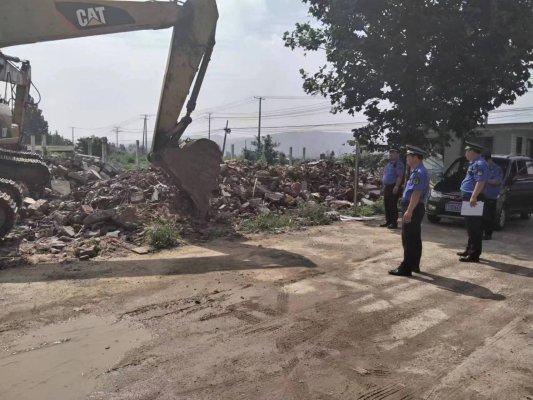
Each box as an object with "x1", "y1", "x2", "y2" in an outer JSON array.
[
  {"x1": 150, "y1": 0, "x2": 221, "y2": 220},
  {"x1": 153, "y1": 139, "x2": 222, "y2": 219}
]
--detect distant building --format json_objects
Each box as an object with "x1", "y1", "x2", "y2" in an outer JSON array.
[{"x1": 444, "y1": 122, "x2": 533, "y2": 167}]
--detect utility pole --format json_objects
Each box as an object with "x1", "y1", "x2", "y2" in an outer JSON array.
[
  {"x1": 208, "y1": 113, "x2": 212, "y2": 140},
  {"x1": 101, "y1": 137, "x2": 108, "y2": 163},
  {"x1": 135, "y1": 140, "x2": 140, "y2": 169},
  {"x1": 141, "y1": 114, "x2": 149, "y2": 154},
  {"x1": 71, "y1": 127, "x2": 75, "y2": 145},
  {"x1": 222, "y1": 120, "x2": 231, "y2": 156},
  {"x1": 353, "y1": 133, "x2": 361, "y2": 214},
  {"x1": 114, "y1": 127, "x2": 121, "y2": 148},
  {"x1": 254, "y1": 96, "x2": 265, "y2": 152}
]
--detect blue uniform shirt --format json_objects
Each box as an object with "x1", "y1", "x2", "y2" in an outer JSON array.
[
  {"x1": 484, "y1": 163, "x2": 503, "y2": 199},
  {"x1": 460, "y1": 156, "x2": 489, "y2": 196},
  {"x1": 382, "y1": 160, "x2": 404, "y2": 186},
  {"x1": 402, "y1": 163, "x2": 429, "y2": 205}
]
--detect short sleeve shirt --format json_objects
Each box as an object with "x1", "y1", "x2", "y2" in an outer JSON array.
[
  {"x1": 484, "y1": 163, "x2": 503, "y2": 199},
  {"x1": 382, "y1": 160, "x2": 404, "y2": 186},
  {"x1": 460, "y1": 156, "x2": 489, "y2": 195},
  {"x1": 402, "y1": 163, "x2": 429, "y2": 204}
]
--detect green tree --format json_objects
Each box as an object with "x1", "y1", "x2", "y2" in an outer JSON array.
[
  {"x1": 21, "y1": 96, "x2": 48, "y2": 144},
  {"x1": 21, "y1": 99, "x2": 73, "y2": 146},
  {"x1": 262, "y1": 135, "x2": 280, "y2": 165},
  {"x1": 284, "y1": 0, "x2": 533, "y2": 150},
  {"x1": 76, "y1": 136, "x2": 103, "y2": 157}
]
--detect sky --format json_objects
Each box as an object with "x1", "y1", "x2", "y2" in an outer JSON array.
[{"x1": 4, "y1": 0, "x2": 533, "y2": 148}]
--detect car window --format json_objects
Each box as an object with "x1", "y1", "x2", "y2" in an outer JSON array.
[
  {"x1": 516, "y1": 160, "x2": 528, "y2": 176},
  {"x1": 445, "y1": 158, "x2": 467, "y2": 179},
  {"x1": 527, "y1": 161, "x2": 533, "y2": 176},
  {"x1": 493, "y1": 158, "x2": 509, "y2": 177}
]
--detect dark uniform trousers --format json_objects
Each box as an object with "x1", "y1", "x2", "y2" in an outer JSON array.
[
  {"x1": 384, "y1": 184, "x2": 401, "y2": 226},
  {"x1": 464, "y1": 194, "x2": 486, "y2": 259},
  {"x1": 401, "y1": 203, "x2": 425, "y2": 271},
  {"x1": 483, "y1": 198, "x2": 497, "y2": 236}
]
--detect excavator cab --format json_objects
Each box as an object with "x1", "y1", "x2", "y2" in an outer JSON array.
[{"x1": 0, "y1": 0, "x2": 223, "y2": 237}]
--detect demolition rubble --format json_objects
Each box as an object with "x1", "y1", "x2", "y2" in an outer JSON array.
[{"x1": 2, "y1": 155, "x2": 382, "y2": 264}]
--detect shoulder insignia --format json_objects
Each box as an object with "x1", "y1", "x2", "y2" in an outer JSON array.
[{"x1": 412, "y1": 176, "x2": 421, "y2": 185}]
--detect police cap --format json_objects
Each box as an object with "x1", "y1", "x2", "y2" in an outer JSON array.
[
  {"x1": 405, "y1": 145, "x2": 427, "y2": 158},
  {"x1": 465, "y1": 141, "x2": 484, "y2": 153}
]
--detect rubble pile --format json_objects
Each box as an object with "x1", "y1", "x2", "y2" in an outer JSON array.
[
  {"x1": 214, "y1": 160, "x2": 382, "y2": 218},
  {"x1": 12, "y1": 155, "x2": 187, "y2": 263},
  {"x1": 5, "y1": 156, "x2": 383, "y2": 264}
]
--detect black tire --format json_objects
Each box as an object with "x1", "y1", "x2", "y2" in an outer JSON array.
[
  {"x1": 520, "y1": 212, "x2": 531, "y2": 220},
  {"x1": 0, "y1": 191, "x2": 17, "y2": 238},
  {"x1": 494, "y1": 207, "x2": 507, "y2": 231},
  {"x1": 427, "y1": 215, "x2": 441, "y2": 224}
]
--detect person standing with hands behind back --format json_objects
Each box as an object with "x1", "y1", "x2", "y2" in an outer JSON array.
[
  {"x1": 389, "y1": 145, "x2": 429, "y2": 277},
  {"x1": 482, "y1": 152, "x2": 503, "y2": 240},
  {"x1": 380, "y1": 148, "x2": 405, "y2": 229},
  {"x1": 457, "y1": 142, "x2": 489, "y2": 263}
]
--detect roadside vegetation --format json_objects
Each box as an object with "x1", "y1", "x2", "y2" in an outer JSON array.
[
  {"x1": 109, "y1": 152, "x2": 150, "y2": 171},
  {"x1": 343, "y1": 199, "x2": 386, "y2": 218},
  {"x1": 240, "y1": 201, "x2": 385, "y2": 233},
  {"x1": 146, "y1": 221, "x2": 182, "y2": 250}
]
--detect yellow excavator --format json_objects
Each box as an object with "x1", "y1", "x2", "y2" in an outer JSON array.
[{"x1": 0, "y1": 0, "x2": 222, "y2": 237}]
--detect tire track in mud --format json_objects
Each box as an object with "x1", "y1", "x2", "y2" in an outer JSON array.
[{"x1": 356, "y1": 383, "x2": 416, "y2": 400}]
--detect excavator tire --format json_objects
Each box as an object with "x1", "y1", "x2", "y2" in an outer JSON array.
[
  {"x1": 155, "y1": 139, "x2": 222, "y2": 220},
  {"x1": 0, "y1": 151, "x2": 51, "y2": 197},
  {"x1": 0, "y1": 191, "x2": 17, "y2": 238},
  {"x1": 0, "y1": 178, "x2": 23, "y2": 208}
]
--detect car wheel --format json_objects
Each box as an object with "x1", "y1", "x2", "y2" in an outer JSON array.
[
  {"x1": 520, "y1": 212, "x2": 531, "y2": 220},
  {"x1": 495, "y1": 207, "x2": 507, "y2": 231},
  {"x1": 427, "y1": 215, "x2": 441, "y2": 224}
]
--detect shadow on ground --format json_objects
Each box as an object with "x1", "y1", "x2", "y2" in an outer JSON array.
[
  {"x1": 412, "y1": 272, "x2": 506, "y2": 301},
  {"x1": 0, "y1": 238, "x2": 317, "y2": 284}
]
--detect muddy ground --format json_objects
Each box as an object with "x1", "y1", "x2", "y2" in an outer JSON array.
[{"x1": 0, "y1": 217, "x2": 531, "y2": 400}]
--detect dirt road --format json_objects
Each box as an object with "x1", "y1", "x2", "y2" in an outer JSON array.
[{"x1": 1, "y1": 218, "x2": 531, "y2": 400}]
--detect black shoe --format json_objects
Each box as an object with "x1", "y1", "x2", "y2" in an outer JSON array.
[
  {"x1": 387, "y1": 225, "x2": 398, "y2": 230},
  {"x1": 388, "y1": 268, "x2": 412, "y2": 277},
  {"x1": 459, "y1": 256, "x2": 480, "y2": 263},
  {"x1": 457, "y1": 251, "x2": 469, "y2": 257},
  {"x1": 483, "y1": 234, "x2": 492, "y2": 240},
  {"x1": 380, "y1": 222, "x2": 390, "y2": 228}
]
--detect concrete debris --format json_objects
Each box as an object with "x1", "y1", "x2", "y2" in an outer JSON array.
[
  {"x1": 7, "y1": 156, "x2": 382, "y2": 264},
  {"x1": 51, "y1": 179, "x2": 72, "y2": 197}
]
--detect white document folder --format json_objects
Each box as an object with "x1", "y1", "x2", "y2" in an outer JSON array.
[{"x1": 461, "y1": 201, "x2": 484, "y2": 216}]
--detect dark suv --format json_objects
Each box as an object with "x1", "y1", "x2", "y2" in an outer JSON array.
[{"x1": 426, "y1": 155, "x2": 533, "y2": 230}]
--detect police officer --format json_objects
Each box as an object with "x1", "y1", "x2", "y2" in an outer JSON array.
[
  {"x1": 482, "y1": 152, "x2": 503, "y2": 240},
  {"x1": 380, "y1": 148, "x2": 405, "y2": 229},
  {"x1": 457, "y1": 142, "x2": 489, "y2": 262},
  {"x1": 389, "y1": 145, "x2": 430, "y2": 277}
]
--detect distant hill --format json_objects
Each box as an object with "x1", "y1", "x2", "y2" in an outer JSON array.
[{"x1": 215, "y1": 131, "x2": 354, "y2": 159}]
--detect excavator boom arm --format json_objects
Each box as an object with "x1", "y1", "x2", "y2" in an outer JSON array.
[
  {"x1": 0, "y1": 0, "x2": 221, "y2": 221},
  {"x1": 0, "y1": 0, "x2": 183, "y2": 48}
]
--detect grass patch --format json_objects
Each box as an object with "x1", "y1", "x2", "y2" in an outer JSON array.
[
  {"x1": 241, "y1": 212, "x2": 298, "y2": 233},
  {"x1": 342, "y1": 199, "x2": 385, "y2": 217},
  {"x1": 146, "y1": 221, "x2": 181, "y2": 250},
  {"x1": 241, "y1": 202, "x2": 333, "y2": 233},
  {"x1": 296, "y1": 202, "x2": 332, "y2": 226},
  {"x1": 109, "y1": 152, "x2": 150, "y2": 171}
]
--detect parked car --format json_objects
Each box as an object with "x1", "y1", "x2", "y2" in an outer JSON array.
[{"x1": 426, "y1": 155, "x2": 533, "y2": 230}]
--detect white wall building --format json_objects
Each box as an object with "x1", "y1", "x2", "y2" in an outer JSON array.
[{"x1": 444, "y1": 122, "x2": 533, "y2": 167}]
